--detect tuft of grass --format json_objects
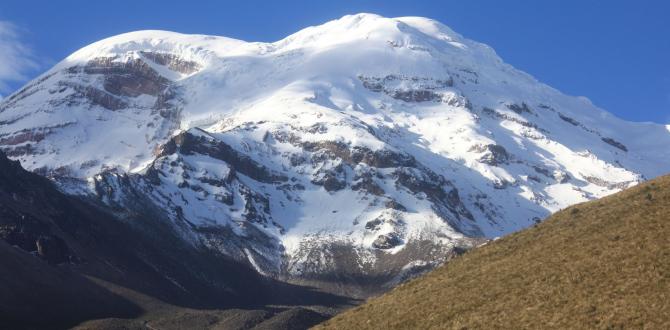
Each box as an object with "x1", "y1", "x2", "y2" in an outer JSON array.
[{"x1": 316, "y1": 175, "x2": 670, "y2": 329}]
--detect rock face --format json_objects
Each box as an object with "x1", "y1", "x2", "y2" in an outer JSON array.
[
  {"x1": 0, "y1": 14, "x2": 669, "y2": 296},
  {"x1": 470, "y1": 144, "x2": 510, "y2": 166},
  {"x1": 372, "y1": 233, "x2": 402, "y2": 249},
  {"x1": 0, "y1": 44, "x2": 187, "y2": 177}
]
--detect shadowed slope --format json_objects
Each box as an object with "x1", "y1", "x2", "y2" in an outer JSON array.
[
  {"x1": 317, "y1": 174, "x2": 670, "y2": 329},
  {"x1": 0, "y1": 151, "x2": 352, "y2": 329},
  {"x1": 0, "y1": 240, "x2": 141, "y2": 329}
]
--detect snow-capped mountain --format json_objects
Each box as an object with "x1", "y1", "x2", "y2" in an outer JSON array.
[{"x1": 1, "y1": 13, "x2": 668, "y2": 293}]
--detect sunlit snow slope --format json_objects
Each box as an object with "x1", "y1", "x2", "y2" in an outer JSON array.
[{"x1": 1, "y1": 14, "x2": 668, "y2": 290}]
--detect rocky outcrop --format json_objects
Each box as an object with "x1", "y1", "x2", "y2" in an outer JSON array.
[
  {"x1": 159, "y1": 130, "x2": 288, "y2": 184},
  {"x1": 390, "y1": 90, "x2": 442, "y2": 103},
  {"x1": 352, "y1": 169, "x2": 385, "y2": 196},
  {"x1": 532, "y1": 165, "x2": 570, "y2": 184},
  {"x1": 482, "y1": 107, "x2": 545, "y2": 131},
  {"x1": 506, "y1": 102, "x2": 533, "y2": 115},
  {"x1": 58, "y1": 82, "x2": 128, "y2": 110},
  {"x1": 359, "y1": 75, "x2": 456, "y2": 103},
  {"x1": 558, "y1": 113, "x2": 580, "y2": 126},
  {"x1": 81, "y1": 56, "x2": 170, "y2": 97},
  {"x1": 601, "y1": 137, "x2": 628, "y2": 152},
  {"x1": 312, "y1": 165, "x2": 347, "y2": 192},
  {"x1": 297, "y1": 139, "x2": 416, "y2": 169},
  {"x1": 392, "y1": 166, "x2": 475, "y2": 230},
  {"x1": 470, "y1": 144, "x2": 510, "y2": 166},
  {"x1": 372, "y1": 233, "x2": 402, "y2": 249},
  {"x1": 582, "y1": 175, "x2": 635, "y2": 190},
  {"x1": 140, "y1": 51, "x2": 201, "y2": 74},
  {"x1": 283, "y1": 236, "x2": 481, "y2": 298},
  {"x1": 384, "y1": 199, "x2": 407, "y2": 211}
]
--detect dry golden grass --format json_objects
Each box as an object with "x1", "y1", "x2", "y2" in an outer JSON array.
[{"x1": 316, "y1": 175, "x2": 670, "y2": 329}]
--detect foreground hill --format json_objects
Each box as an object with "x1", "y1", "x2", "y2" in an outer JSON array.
[{"x1": 317, "y1": 174, "x2": 670, "y2": 329}]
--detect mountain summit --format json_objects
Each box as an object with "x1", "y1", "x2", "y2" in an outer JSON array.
[{"x1": 1, "y1": 13, "x2": 669, "y2": 294}]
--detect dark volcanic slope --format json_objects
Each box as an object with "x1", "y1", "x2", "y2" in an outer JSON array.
[
  {"x1": 0, "y1": 153, "x2": 144, "y2": 328},
  {"x1": 0, "y1": 239, "x2": 140, "y2": 328},
  {"x1": 317, "y1": 175, "x2": 670, "y2": 329},
  {"x1": 0, "y1": 152, "x2": 350, "y2": 329}
]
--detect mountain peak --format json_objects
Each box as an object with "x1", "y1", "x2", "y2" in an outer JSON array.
[
  {"x1": 0, "y1": 14, "x2": 669, "y2": 296},
  {"x1": 273, "y1": 13, "x2": 469, "y2": 53},
  {"x1": 57, "y1": 30, "x2": 244, "y2": 72}
]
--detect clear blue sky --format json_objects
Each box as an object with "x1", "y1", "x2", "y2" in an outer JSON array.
[{"x1": 1, "y1": 0, "x2": 668, "y2": 123}]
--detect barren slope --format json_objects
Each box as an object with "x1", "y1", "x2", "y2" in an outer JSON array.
[{"x1": 318, "y1": 174, "x2": 670, "y2": 329}]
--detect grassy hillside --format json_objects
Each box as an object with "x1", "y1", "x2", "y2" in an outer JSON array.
[{"x1": 317, "y1": 175, "x2": 670, "y2": 329}]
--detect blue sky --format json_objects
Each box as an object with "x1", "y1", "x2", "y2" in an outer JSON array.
[{"x1": 0, "y1": 0, "x2": 668, "y2": 123}]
